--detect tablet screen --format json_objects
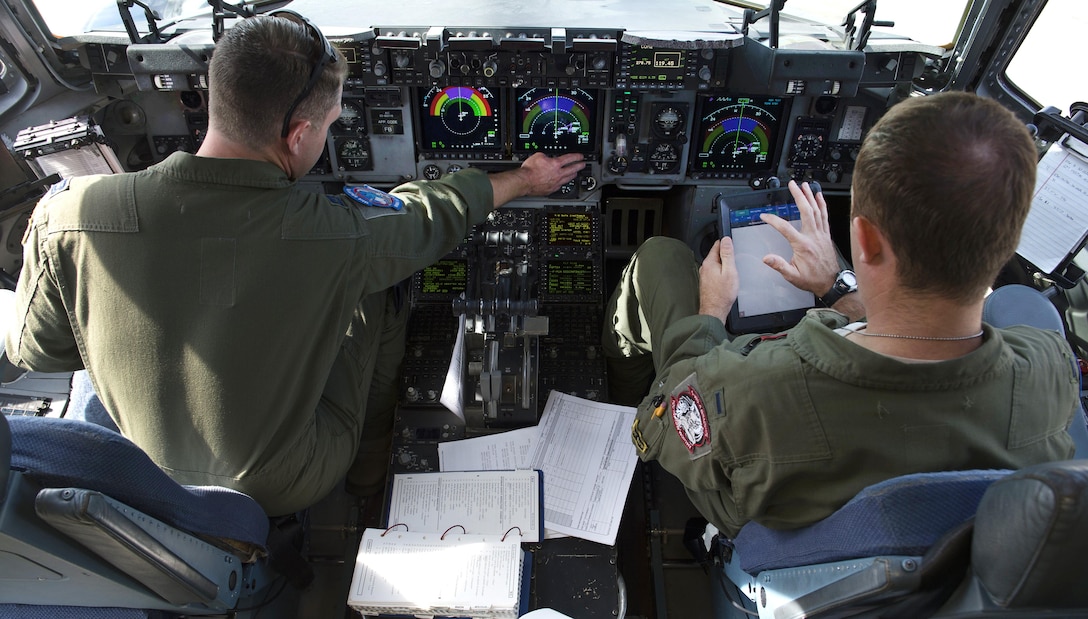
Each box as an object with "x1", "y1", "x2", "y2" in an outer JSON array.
[{"x1": 719, "y1": 189, "x2": 815, "y2": 333}]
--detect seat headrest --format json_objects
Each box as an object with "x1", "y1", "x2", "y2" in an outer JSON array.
[{"x1": 973, "y1": 460, "x2": 1088, "y2": 608}]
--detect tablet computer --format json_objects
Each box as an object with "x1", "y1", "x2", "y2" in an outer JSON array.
[{"x1": 718, "y1": 186, "x2": 816, "y2": 334}]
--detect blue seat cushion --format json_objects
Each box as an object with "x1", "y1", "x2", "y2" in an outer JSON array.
[
  {"x1": 733, "y1": 469, "x2": 1009, "y2": 573},
  {"x1": 7, "y1": 416, "x2": 268, "y2": 549}
]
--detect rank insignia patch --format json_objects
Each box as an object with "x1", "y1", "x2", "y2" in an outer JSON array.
[
  {"x1": 344, "y1": 185, "x2": 403, "y2": 210},
  {"x1": 672, "y1": 386, "x2": 710, "y2": 454}
]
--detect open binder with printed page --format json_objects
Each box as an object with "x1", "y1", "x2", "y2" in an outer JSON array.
[
  {"x1": 347, "y1": 469, "x2": 541, "y2": 617},
  {"x1": 347, "y1": 527, "x2": 530, "y2": 618},
  {"x1": 1016, "y1": 126, "x2": 1088, "y2": 288}
]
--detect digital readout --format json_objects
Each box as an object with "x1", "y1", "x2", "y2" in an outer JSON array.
[
  {"x1": 419, "y1": 259, "x2": 467, "y2": 295},
  {"x1": 547, "y1": 212, "x2": 594, "y2": 246},
  {"x1": 546, "y1": 260, "x2": 596, "y2": 295}
]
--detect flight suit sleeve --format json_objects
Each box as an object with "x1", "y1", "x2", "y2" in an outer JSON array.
[
  {"x1": 345, "y1": 168, "x2": 495, "y2": 293},
  {"x1": 5, "y1": 201, "x2": 83, "y2": 372},
  {"x1": 629, "y1": 313, "x2": 751, "y2": 533}
]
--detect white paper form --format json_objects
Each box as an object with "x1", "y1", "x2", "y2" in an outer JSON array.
[
  {"x1": 438, "y1": 426, "x2": 539, "y2": 472},
  {"x1": 529, "y1": 391, "x2": 638, "y2": 546},
  {"x1": 387, "y1": 470, "x2": 542, "y2": 542},
  {"x1": 348, "y1": 528, "x2": 523, "y2": 617},
  {"x1": 1017, "y1": 137, "x2": 1088, "y2": 274}
]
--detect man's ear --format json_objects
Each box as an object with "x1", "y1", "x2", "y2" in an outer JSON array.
[
  {"x1": 284, "y1": 119, "x2": 311, "y2": 155},
  {"x1": 851, "y1": 215, "x2": 886, "y2": 266}
]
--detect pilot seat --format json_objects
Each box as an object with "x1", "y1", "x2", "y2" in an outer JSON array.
[{"x1": 0, "y1": 401, "x2": 293, "y2": 618}]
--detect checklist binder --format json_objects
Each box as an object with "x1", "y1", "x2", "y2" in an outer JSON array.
[{"x1": 347, "y1": 526, "x2": 530, "y2": 618}]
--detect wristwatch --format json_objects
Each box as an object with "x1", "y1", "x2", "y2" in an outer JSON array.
[{"x1": 819, "y1": 269, "x2": 858, "y2": 307}]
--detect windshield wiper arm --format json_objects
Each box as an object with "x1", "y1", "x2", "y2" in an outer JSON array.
[
  {"x1": 209, "y1": 0, "x2": 255, "y2": 41},
  {"x1": 842, "y1": 0, "x2": 895, "y2": 51},
  {"x1": 116, "y1": 0, "x2": 165, "y2": 44},
  {"x1": 741, "y1": 0, "x2": 786, "y2": 48}
]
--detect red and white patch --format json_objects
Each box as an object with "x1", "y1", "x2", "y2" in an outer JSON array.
[{"x1": 671, "y1": 386, "x2": 710, "y2": 453}]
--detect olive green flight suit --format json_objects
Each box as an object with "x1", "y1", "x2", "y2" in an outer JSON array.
[
  {"x1": 7, "y1": 152, "x2": 493, "y2": 516},
  {"x1": 604, "y1": 237, "x2": 1078, "y2": 537}
]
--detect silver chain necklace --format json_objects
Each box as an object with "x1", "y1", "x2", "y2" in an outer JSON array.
[{"x1": 852, "y1": 326, "x2": 984, "y2": 341}]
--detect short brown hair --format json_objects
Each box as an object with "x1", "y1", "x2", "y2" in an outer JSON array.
[
  {"x1": 207, "y1": 15, "x2": 347, "y2": 147},
  {"x1": 851, "y1": 92, "x2": 1037, "y2": 302}
]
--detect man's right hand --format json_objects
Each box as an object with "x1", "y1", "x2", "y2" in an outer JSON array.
[
  {"x1": 759, "y1": 180, "x2": 841, "y2": 296},
  {"x1": 490, "y1": 153, "x2": 587, "y2": 207}
]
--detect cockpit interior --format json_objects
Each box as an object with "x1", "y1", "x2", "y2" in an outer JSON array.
[{"x1": 0, "y1": 0, "x2": 1086, "y2": 617}]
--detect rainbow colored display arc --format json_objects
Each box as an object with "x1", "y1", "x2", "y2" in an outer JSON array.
[
  {"x1": 429, "y1": 86, "x2": 493, "y2": 117},
  {"x1": 702, "y1": 116, "x2": 770, "y2": 152},
  {"x1": 521, "y1": 95, "x2": 590, "y2": 133}
]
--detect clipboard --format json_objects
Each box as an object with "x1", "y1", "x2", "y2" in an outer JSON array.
[{"x1": 1015, "y1": 133, "x2": 1088, "y2": 289}]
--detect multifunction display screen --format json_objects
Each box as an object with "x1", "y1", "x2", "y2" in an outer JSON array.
[
  {"x1": 418, "y1": 259, "x2": 468, "y2": 295},
  {"x1": 691, "y1": 95, "x2": 787, "y2": 174},
  {"x1": 545, "y1": 260, "x2": 597, "y2": 295},
  {"x1": 418, "y1": 86, "x2": 502, "y2": 152},
  {"x1": 514, "y1": 88, "x2": 598, "y2": 154},
  {"x1": 546, "y1": 212, "x2": 594, "y2": 246}
]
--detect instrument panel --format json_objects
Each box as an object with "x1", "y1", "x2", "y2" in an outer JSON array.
[{"x1": 94, "y1": 1, "x2": 923, "y2": 195}]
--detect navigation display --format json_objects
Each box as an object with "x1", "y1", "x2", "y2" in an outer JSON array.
[
  {"x1": 418, "y1": 86, "x2": 502, "y2": 152},
  {"x1": 514, "y1": 88, "x2": 598, "y2": 154},
  {"x1": 691, "y1": 95, "x2": 788, "y2": 176}
]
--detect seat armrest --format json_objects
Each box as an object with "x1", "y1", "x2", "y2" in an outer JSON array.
[{"x1": 34, "y1": 487, "x2": 242, "y2": 608}]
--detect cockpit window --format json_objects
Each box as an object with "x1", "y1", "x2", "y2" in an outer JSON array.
[
  {"x1": 735, "y1": 0, "x2": 968, "y2": 48},
  {"x1": 1005, "y1": 0, "x2": 1083, "y2": 113},
  {"x1": 32, "y1": 0, "x2": 209, "y2": 36}
]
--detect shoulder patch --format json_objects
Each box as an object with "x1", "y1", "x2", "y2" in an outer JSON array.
[
  {"x1": 42, "y1": 178, "x2": 70, "y2": 202},
  {"x1": 344, "y1": 185, "x2": 404, "y2": 211},
  {"x1": 672, "y1": 386, "x2": 710, "y2": 454}
]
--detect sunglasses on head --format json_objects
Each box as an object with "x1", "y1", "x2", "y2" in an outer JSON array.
[{"x1": 270, "y1": 10, "x2": 338, "y2": 139}]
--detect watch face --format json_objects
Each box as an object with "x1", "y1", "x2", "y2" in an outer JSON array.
[{"x1": 841, "y1": 270, "x2": 858, "y2": 288}]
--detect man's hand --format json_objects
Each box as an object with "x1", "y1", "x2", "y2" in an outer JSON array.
[
  {"x1": 760, "y1": 180, "x2": 842, "y2": 297},
  {"x1": 490, "y1": 153, "x2": 586, "y2": 207},
  {"x1": 699, "y1": 237, "x2": 740, "y2": 324}
]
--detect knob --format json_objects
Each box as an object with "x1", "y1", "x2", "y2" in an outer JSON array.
[
  {"x1": 393, "y1": 52, "x2": 411, "y2": 69},
  {"x1": 608, "y1": 155, "x2": 628, "y2": 175},
  {"x1": 483, "y1": 60, "x2": 498, "y2": 77},
  {"x1": 428, "y1": 59, "x2": 446, "y2": 78},
  {"x1": 826, "y1": 168, "x2": 842, "y2": 184},
  {"x1": 591, "y1": 55, "x2": 609, "y2": 70},
  {"x1": 698, "y1": 65, "x2": 712, "y2": 82},
  {"x1": 372, "y1": 61, "x2": 387, "y2": 77}
]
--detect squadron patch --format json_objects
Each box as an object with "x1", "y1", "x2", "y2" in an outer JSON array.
[
  {"x1": 42, "y1": 178, "x2": 70, "y2": 201},
  {"x1": 672, "y1": 385, "x2": 710, "y2": 454},
  {"x1": 344, "y1": 185, "x2": 404, "y2": 211}
]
